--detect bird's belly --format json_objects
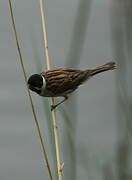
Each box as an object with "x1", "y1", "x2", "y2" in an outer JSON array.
[
  {"x1": 40, "y1": 89, "x2": 55, "y2": 97},
  {"x1": 40, "y1": 88, "x2": 75, "y2": 97}
]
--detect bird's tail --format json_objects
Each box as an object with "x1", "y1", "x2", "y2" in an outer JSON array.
[{"x1": 87, "y1": 62, "x2": 116, "y2": 77}]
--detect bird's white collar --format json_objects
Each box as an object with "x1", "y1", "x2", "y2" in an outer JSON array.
[{"x1": 40, "y1": 76, "x2": 46, "y2": 96}]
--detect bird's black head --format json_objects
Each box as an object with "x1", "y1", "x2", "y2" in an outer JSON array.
[{"x1": 28, "y1": 74, "x2": 43, "y2": 95}]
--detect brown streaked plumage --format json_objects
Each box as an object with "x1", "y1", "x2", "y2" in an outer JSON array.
[{"x1": 28, "y1": 62, "x2": 116, "y2": 110}]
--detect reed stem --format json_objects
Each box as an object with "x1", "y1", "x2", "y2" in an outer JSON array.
[
  {"x1": 39, "y1": 0, "x2": 63, "y2": 179},
  {"x1": 8, "y1": 1, "x2": 53, "y2": 179}
]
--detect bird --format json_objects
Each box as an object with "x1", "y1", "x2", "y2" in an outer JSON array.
[{"x1": 28, "y1": 61, "x2": 116, "y2": 110}]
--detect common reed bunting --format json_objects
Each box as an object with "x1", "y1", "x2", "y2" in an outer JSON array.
[{"x1": 28, "y1": 62, "x2": 116, "y2": 110}]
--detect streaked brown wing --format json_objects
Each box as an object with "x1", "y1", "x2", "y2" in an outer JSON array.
[{"x1": 40, "y1": 69, "x2": 86, "y2": 96}]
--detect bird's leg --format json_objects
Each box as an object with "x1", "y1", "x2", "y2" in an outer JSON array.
[{"x1": 51, "y1": 96, "x2": 68, "y2": 111}]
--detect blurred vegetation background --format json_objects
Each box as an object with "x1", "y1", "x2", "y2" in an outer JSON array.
[{"x1": 0, "y1": 0, "x2": 131, "y2": 179}]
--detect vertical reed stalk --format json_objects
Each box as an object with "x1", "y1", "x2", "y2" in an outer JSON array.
[
  {"x1": 39, "y1": 0, "x2": 63, "y2": 179},
  {"x1": 8, "y1": 1, "x2": 53, "y2": 179}
]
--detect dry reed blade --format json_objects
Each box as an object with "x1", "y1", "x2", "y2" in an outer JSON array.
[{"x1": 8, "y1": 0, "x2": 53, "y2": 179}]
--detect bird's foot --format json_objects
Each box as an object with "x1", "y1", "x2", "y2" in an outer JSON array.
[{"x1": 51, "y1": 105, "x2": 57, "y2": 111}]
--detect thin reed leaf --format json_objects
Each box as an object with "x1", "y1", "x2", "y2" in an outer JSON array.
[
  {"x1": 30, "y1": 32, "x2": 57, "y2": 173},
  {"x1": 8, "y1": 0, "x2": 53, "y2": 179}
]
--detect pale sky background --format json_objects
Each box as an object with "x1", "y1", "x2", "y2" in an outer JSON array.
[{"x1": 1, "y1": 0, "x2": 130, "y2": 180}]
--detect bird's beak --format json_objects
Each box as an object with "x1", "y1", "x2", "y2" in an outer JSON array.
[
  {"x1": 27, "y1": 84, "x2": 30, "y2": 89},
  {"x1": 28, "y1": 84, "x2": 33, "y2": 90}
]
